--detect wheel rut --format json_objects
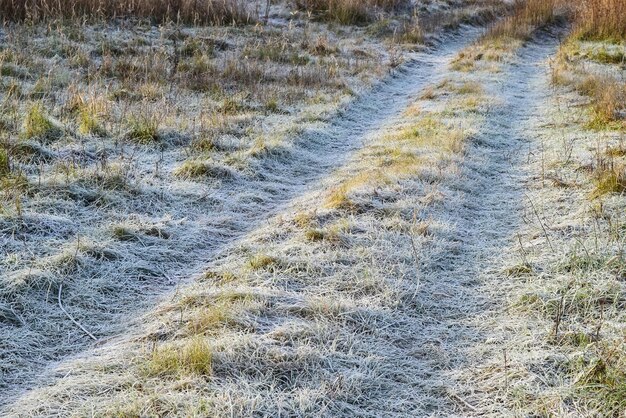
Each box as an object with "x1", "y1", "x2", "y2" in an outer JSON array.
[{"x1": 410, "y1": 31, "x2": 564, "y2": 415}]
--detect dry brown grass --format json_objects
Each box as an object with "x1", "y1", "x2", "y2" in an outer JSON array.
[
  {"x1": 549, "y1": 0, "x2": 626, "y2": 131},
  {"x1": 450, "y1": 0, "x2": 569, "y2": 73},
  {"x1": 0, "y1": 0, "x2": 255, "y2": 24},
  {"x1": 295, "y1": 0, "x2": 408, "y2": 24},
  {"x1": 483, "y1": 0, "x2": 566, "y2": 42},
  {"x1": 552, "y1": 69, "x2": 626, "y2": 130},
  {"x1": 581, "y1": 77, "x2": 626, "y2": 130},
  {"x1": 574, "y1": 0, "x2": 626, "y2": 42}
]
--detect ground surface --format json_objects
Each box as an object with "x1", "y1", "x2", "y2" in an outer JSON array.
[{"x1": 1, "y1": 5, "x2": 624, "y2": 417}]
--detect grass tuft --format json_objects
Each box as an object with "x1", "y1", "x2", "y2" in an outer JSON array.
[
  {"x1": 146, "y1": 338, "x2": 212, "y2": 377},
  {"x1": 188, "y1": 303, "x2": 232, "y2": 335},
  {"x1": 173, "y1": 160, "x2": 232, "y2": 179},
  {"x1": 573, "y1": 75, "x2": 626, "y2": 131},
  {"x1": 0, "y1": 147, "x2": 9, "y2": 177},
  {"x1": 482, "y1": 0, "x2": 566, "y2": 42},
  {"x1": 248, "y1": 254, "x2": 280, "y2": 271},
  {"x1": 78, "y1": 108, "x2": 106, "y2": 137},
  {"x1": 200, "y1": 271, "x2": 238, "y2": 285},
  {"x1": 573, "y1": 0, "x2": 626, "y2": 42},
  {"x1": 505, "y1": 263, "x2": 533, "y2": 277},
  {"x1": 592, "y1": 168, "x2": 626, "y2": 197},
  {"x1": 574, "y1": 344, "x2": 626, "y2": 416},
  {"x1": 22, "y1": 103, "x2": 62, "y2": 141},
  {"x1": 126, "y1": 114, "x2": 160, "y2": 144},
  {"x1": 325, "y1": 185, "x2": 357, "y2": 211},
  {"x1": 305, "y1": 229, "x2": 326, "y2": 241}
]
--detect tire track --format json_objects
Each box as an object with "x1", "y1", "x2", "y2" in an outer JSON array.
[{"x1": 411, "y1": 31, "x2": 564, "y2": 415}]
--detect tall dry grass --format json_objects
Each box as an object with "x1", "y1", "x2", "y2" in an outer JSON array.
[
  {"x1": 574, "y1": 0, "x2": 626, "y2": 41},
  {"x1": 295, "y1": 0, "x2": 408, "y2": 24},
  {"x1": 0, "y1": 0, "x2": 255, "y2": 24},
  {"x1": 486, "y1": 0, "x2": 626, "y2": 43},
  {"x1": 551, "y1": 0, "x2": 626, "y2": 129},
  {"x1": 483, "y1": 0, "x2": 566, "y2": 41}
]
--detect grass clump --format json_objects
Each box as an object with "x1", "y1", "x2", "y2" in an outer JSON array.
[
  {"x1": 29, "y1": 78, "x2": 51, "y2": 99},
  {"x1": 78, "y1": 108, "x2": 106, "y2": 136},
  {"x1": 0, "y1": 148, "x2": 9, "y2": 177},
  {"x1": 264, "y1": 98, "x2": 280, "y2": 113},
  {"x1": 323, "y1": 171, "x2": 388, "y2": 210},
  {"x1": 551, "y1": 63, "x2": 625, "y2": 131},
  {"x1": 22, "y1": 103, "x2": 62, "y2": 141},
  {"x1": 505, "y1": 263, "x2": 533, "y2": 277},
  {"x1": 200, "y1": 270, "x2": 238, "y2": 285},
  {"x1": 305, "y1": 225, "x2": 343, "y2": 244},
  {"x1": 183, "y1": 291, "x2": 255, "y2": 334},
  {"x1": 592, "y1": 167, "x2": 626, "y2": 197},
  {"x1": 293, "y1": 211, "x2": 316, "y2": 228},
  {"x1": 146, "y1": 338, "x2": 212, "y2": 377},
  {"x1": 247, "y1": 137, "x2": 288, "y2": 159},
  {"x1": 219, "y1": 97, "x2": 248, "y2": 115},
  {"x1": 483, "y1": 0, "x2": 565, "y2": 42},
  {"x1": 575, "y1": 75, "x2": 626, "y2": 130},
  {"x1": 325, "y1": 185, "x2": 357, "y2": 211},
  {"x1": 308, "y1": 36, "x2": 339, "y2": 56},
  {"x1": 244, "y1": 43, "x2": 310, "y2": 66},
  {"x1": 549, "y1": 0, "x2": 626, "y2": 134},
  {"x1": 126, "y1": 115, "x2": 159, "y2": 144},
  {"x1": 456, "y1": 81, "x2": 484, "y2": 95},
  {"x1": 325, "y1": 116, "x2": 466, "y2": 212},
  {"x1": 587, "y1": 47, "x2": 626, "y2": 65},
  {"x1": 248, "y1": 254, "x2": 280, "y2": 271},
  {"x1": 552, "y1": 50, "x2": 625, "y2": 133},
  {"x1": 305, "y1": 229, "x2": 326, "y2": 241},
  {"x1": 188, "y1": 303, "x2": 233, "y2": 335},
  {"x1": 451, "y1": 0, "x2": 566, "y2": 73},
  {"x1": 111, "y1": 226, "x2": 139, "y2": 242},
  {"x1": 386, "y1": 116, "x2": 467, "y2": 154},
  {"x1": 574, "y1": 344, "x2": 626, "y2": 416},
  {"x1": 173, "y1": 160, "x2": 231, "y2": 179},
  {"x1": 606, "y1": 145, "x2": 626, "y2": 158}
]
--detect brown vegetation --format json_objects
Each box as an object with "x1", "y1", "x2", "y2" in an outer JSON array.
[
  {"x1": 550, "y1": 0, "x2": 626, "y2": 130},
  {"x1": 483, "y1": 0, "x2": 566, "y2": 41},
  {"x1": 0, "y1": 0, "x2": 255, "y2": 24},
  {"x1": 573, "y1": 0, "x2": 626, "y2": 41},
  {"x1": 295, "y1": 0, "x2": 408, "y2": 24}
]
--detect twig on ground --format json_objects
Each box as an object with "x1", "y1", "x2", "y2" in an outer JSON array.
[
  {"x1": 526, "y1": 194, "x2": 554, "y2": 251},
  {"x1": 448, "y1": 391, "x2": 477, "y2": 412},
  {"x1": 58, "y1": 283, "x2": 97, "y2": 341}
]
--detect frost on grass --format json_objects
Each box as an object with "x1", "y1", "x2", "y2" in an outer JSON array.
[
  {"x1": 21, "y1": 103, "x2": 63, "y2": 142},
  {"x1": 0, "y1": 0, "x2": 507, "y2": 411},
  {"x1": 443, "y1": 8, "x2": 626, "y2": 416},
  {"x1": 1, "y1": 32, "x2": 492, "y2": 415}
]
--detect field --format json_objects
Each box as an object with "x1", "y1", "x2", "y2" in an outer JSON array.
[{"x1": 0, "y1": 0, "x2": 624, "y2": 416}]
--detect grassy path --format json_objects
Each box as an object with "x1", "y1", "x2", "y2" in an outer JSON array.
[
  {"x1": 1, "y1": 27, "x2": 482, "y2": 412},
  {"x1": 430, "y1": 30, "x2": 564, "y2": 415},
  {"x1": 2, "y1": 26, "x2": 574, "y2": 418}
]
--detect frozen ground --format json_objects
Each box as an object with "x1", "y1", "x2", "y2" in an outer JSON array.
[{"x1": 1, "y1": 8, "x2": 624, "y2": 417}]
